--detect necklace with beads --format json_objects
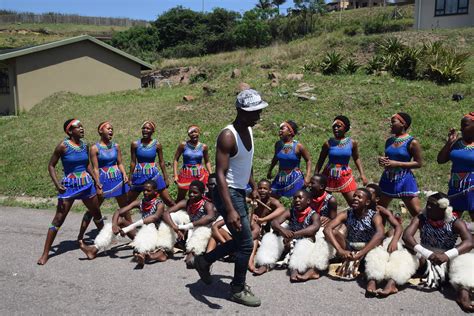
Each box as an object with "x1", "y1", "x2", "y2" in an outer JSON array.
[
  {"x1": 461, "y1": 140, "x2": 474, "y2": 150},
  {"x1": 333, "y1": 137, "x2": 350, "y2": 148},
  {"x1": 281, "y1": 140, "x2": 294, "y2": 153},
  {"x1": 187, "y1": 142, "x2": 202, "y2": 151},
  {"x1": 141, "y1": 139, "x2": 156, "y2": 149},
  {"x1": 98, "y1": 141, "x2": 114, "y2": 150},
  {"x1": 392, "y1": 134, "x2": 411, "y2": 147},
  {"x1": 65, "y1": 138, "x2": 85, "y2": 152}
]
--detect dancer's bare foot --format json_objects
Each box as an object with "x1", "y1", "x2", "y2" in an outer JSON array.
[
  {"x1": 366, "y1": 279, "x2": 378, "y2": 297},
  {"x1": 37, "y1": 254, "x2": 49, "y2": 265},
  {"x1": 378, "y1": 279, "x2": 398, "y2": 298},
  {"x1": 78, "y1": 240, "x2": 98, "y2": 260},
  {"x1": 135, "y1": 252, "x2": 146, "y2": 267},
  {"x1": 185, "y1": 253, "x2": 195, "y2": 269},
  {"x1": 296, "y1": 268, "x2": 320, "y2": 282},
  {"x1": 248, "y1": 262, "x2": 256, "y2": 273},
  {"x1": 289, "y1": 269, "x2": 300, "y2": 282},
  {"x1": 456, "y1": 288, "x2": 474, "y2": 312},
  {"x1": 253, "y1": 265, "x2": 269, "y2": 276},
  {"x1": 148, "y1": 249, "x2": 168, "y2": 262}
]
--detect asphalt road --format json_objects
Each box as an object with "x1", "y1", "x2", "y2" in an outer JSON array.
[{"x1": 0, "y1": 206, "x2": 467, "y2": 315}]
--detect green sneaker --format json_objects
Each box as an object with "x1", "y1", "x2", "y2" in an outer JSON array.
[{"x1": 230, "y1": 284, "x2": 261, "y2": 307}]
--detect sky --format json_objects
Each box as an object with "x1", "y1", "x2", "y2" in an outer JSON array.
[{"x1": 1, "y1": 0, "x2": 298, "y2": 21}]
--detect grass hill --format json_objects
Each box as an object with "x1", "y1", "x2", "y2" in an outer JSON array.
[
  {"x1": 0, "y1": 23, "x2": 129, "y2": 50},
  {"x1": 0, "y1": 6, "x2": 472, "y2": 214}
]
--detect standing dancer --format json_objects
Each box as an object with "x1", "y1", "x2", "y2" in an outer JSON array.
[
  {"x1": 315, "y1": 115, "x2": 368, "y2": 205},
  {"x1": 78, "y1": 121, "x2": 130, "y2": 242},
  {"x1": 193, "y1": 89, "x2": 268, "y2": 307},
  {"x1": 129, "y1": 121, "x2": 174, "y2": 207},
  {"x1": 173, "y1": 125, "x2": 212, "y2": 202},
  {"x1": 267, "y1": 120, "x2": 312, "y2": 198},
  {"x1": 37, "y1": 119, "x2": 104, "y2": 265},
  {"x1": 437, "y1": 112, "x2": 474, "y2": 230},
  {"x1": 378, "y1": 112, "x2": 422, "y2": 216}
]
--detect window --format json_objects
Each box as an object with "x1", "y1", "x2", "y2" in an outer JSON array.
[
  {"x1": 435, "y1": 0, "x2": 469, "y2": 16},
  {"x1": 0, "y1": 68, "x2": 9, "y2": 94}
]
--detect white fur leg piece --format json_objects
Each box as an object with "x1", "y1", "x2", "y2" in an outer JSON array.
[
  {"x1": 186, "y1": 226, "x2": 212, "y2": 255},
  {"x1": 382, "y1": 236, "x2": 403, "y2": 251},
  {"x1": 309, "y1": 237, "x2": 336, "y2": 271},
  {"x1": 385, "y1": 250, "x2": 419, "y2": 285},
  {"x1": 365, "y1": 246, "x2": 390, "y2": 282},
  {"x1": 154, "y1": 222, "x2": 175, "y2": 251},
  {"x1": 132, "y1": 224, "x2": 159, "y2": 253},
  {"x1": 449, "y1": 253, "x2": 474, "y2": 291},
  {"x1": 170, "y1": 210, "x2": 191, "y2": 225},
  {"x1": 255, "y1": 233, "x2": 284, "y2": 266},
  {"x1": 94, "y1": 222, "x2": 115, "y2": 250},
  {"x1": 289, "y1": 239, "x2": 314, "y2": 273}
]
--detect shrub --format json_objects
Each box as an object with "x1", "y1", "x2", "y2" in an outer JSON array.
[
  {"x1": 343, "y1": 58, "x2": 360, "y2": 74},
  {"x1": 365, "y1": 55, "x2": 385, "y2": 75},
  {"x1": 424, "y1": 50, "x2": 470, "y2": 84},
  {"x1": 303, "y1": 59, "x2": 319, "y2": 72},
  {"x1": 343, "y1": 25, "x2": 359, "y2": 37},
  {"x1": 319, "y1": 51, "x2": 344, "y2": 75},
  {"x1": 386, "y1": 46, "x2": 422, "y2": 80}
]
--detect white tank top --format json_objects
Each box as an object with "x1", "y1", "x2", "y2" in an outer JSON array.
[{"x1": 224, "y1": 124, "x2": 254, "y2": 190}]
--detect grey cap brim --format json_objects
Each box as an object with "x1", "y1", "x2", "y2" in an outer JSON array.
[{"x1": 237, "y1": 101, "x2": 269, "y2": 112}]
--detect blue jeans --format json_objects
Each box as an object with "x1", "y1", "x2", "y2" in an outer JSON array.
[{"x1": 204, "y1": 187, "x2": 253, "y2": 289}]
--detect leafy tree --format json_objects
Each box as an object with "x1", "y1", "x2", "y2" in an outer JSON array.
[
  {"x1": 153, "y1": 6, "x2": 207, "y2": 48},
  {"x1": 234, "y1": 9, "x2": 272, "y2": 48},
  {"x1": 272, "y1": 0, "x2": 287, "y2": 14},
  {"x1": 110, "y1": 26, "x2": 160, "y2": 61}
]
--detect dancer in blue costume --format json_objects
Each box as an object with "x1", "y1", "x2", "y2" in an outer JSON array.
[
  {"x1": 129, "y1": 121, "x2": 174, "y2": 207},
  {"x1": 437, "y1": 112, "x2": 474, "y2": 231},
  {"x1": 37, "y1": 119, "x2": 104, "y2": 265},
  {"x1": 173, "y1": 125, "x2": 212, "y2": 202},
  {"x1": 315, "y1": 115, "x2": 367, "y2": 205},
  {"x1": 378, "y1": 112, "x2": 422, "y2": 217},
  {"x1": 77, "y1": 121, "x2": 131, "y2": 242},
  {"x1": 267, "y1": 120, "x2": 312, "y2": 198}
]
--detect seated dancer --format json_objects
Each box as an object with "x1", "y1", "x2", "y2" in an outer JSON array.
[
  {"x1": 254, "y1": 190, "x2": 322, "y2": 282},
  {"x1": 309, "y1": 174, "x2": 337, "y2": 227},
  {"x1": 403, "y1": 192, "x2": 474, "y2": 312},
  {"x1": 248, "y1": 179, "x2": 285, "y2": 272},
  {"x1": 364, "y1": 183, "x2": 418, "y2": 297},
  {"x1": 162, "y1": 180, "x2": 216, "y2": 267},
  {"x1": 324, "y1": 188, "x2": 385, "y2": 280},
  {"x1": 79, "y1": 180, "x2": 166, "y2": 268}
]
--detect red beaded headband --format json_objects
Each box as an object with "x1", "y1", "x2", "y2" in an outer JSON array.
[
  {"x1": 66, "y1": 119, "x2": 80, "y2": 132},
  {"x1": 464, "y1": 112, "x2": 474, "y2": 121},
  {"x1": 98, "y1": 121, "x2": 111, "y2": 132},
  {"x1": 280, "y1": 121, "x2": 295, "y2": 136},
  {"x1": 332, "y1": 119, "x2": 346, "y2": 130},
  {"x1": 392, "y1": 113, "x2": 407, "y2": 128},
  {"x1": 141, "y1": 120, "x2": 156, "y2": 131}
]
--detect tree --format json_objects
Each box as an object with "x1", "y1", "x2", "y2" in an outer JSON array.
[
  {"x1": 256, "y1": 0, "x2": 273, "y2": 10},
  {"x1": 272, "y1": 0, "x2": 287, "y2": 14},
  {"x1": 234, "y1": 9, "x2": 272, "y2": 48},
  {"x1": 293, "y1": 0, "x2": 326, "y2": 34}
]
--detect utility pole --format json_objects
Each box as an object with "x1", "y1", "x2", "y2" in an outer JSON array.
[{"x1": 202, "y1": 0, "x2": 204, "y2": 13}]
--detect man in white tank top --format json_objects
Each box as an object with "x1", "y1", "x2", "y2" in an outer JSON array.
[{"x1": 194, "y1": 89, "x2": 268, "y2": 307}]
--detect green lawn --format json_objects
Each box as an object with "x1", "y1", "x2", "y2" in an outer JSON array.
[{"x1": 0, "y1": 10, "x2": 472, "y2": 216}]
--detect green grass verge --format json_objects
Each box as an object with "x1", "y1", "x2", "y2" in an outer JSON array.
[{"x1": 0, "y1": 14, "x2": 472, "y2": 215}]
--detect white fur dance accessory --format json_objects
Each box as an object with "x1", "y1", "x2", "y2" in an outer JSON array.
[{"x1": 122, "y1": 219, "x2": 144, "y2": 234}]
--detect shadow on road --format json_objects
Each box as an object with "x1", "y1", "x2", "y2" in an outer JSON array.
[
  {"x1": 49, "y1": 240, "x2": 79, "y2": 259},
  {"x1": 186, "y1": 274, "x2": 232, "y2": 309}
]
